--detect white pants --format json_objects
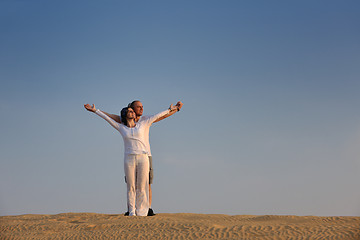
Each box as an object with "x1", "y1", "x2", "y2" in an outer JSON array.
[{"x1": 124, "y1": 154, "x2": 149, "y2": 216}]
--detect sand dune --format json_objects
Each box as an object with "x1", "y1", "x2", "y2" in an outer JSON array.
[{"x1": 1, "y1": 213, "x2": 359, "y2": 239}]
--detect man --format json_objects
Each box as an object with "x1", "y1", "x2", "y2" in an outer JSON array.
[{"x1": 102, "y1": 100, "x2": 183, "y2": 216}]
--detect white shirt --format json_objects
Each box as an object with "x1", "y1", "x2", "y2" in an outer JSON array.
[
  {"x1": 95, "y1": 109, "x2": 169, "y2": 155},
  {"x1": 137, "y1": 115, "x2": 153, "y2": 156}
]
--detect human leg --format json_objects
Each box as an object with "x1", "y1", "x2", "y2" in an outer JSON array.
[
  {"x1": 124, "y1": 154, "x2": 136, "y2": 216},
  {"x1": 147, "y1": 156, "x2": 156, "y2": 216},
  {"x1": 148, "y1": 156, "x2": 153, "y2": 207},
  {"x1": 135, "y1": 154, "x2": 149, "y2": 216},
  {"x1": 124, "y1": 176, "x2": 129, "y2": 216},
  {"x1": 149, "y1": 184, "x2": 152, "y2": 207}
]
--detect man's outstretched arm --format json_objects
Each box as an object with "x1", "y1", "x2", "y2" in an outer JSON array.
[
  {"x1": 84, "y1": 104, "x2": 121, "y2": 123},
  {"x1": 102, "y1": 111, "x2": 121, "y2": 123},
  {"x1": 153, "y1": 101, "x2": 183, "y2": 123}
]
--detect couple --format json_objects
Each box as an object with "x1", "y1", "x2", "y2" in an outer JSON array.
[{"x1": 84, "y1": 100, "x2": 183, "y2": 216}]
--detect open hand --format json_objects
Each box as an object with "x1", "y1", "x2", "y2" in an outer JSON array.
[
  {"x1": 169, "y1": 104, "x2": 178, "y2": 112},
  {"x1": 175, "y1": 101, "x2": 183, "y2": 111},
  {"x1": 84, "y1": 104, "x2": 96, "y2": 112}
]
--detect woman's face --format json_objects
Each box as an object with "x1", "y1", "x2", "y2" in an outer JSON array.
[{"x1": 126, "y1": 108, "x2": 136, "y2": 119}]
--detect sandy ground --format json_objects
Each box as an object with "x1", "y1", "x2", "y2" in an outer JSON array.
[{"x1": 1, "y1": 212, "x2": 359, "y2": 239}]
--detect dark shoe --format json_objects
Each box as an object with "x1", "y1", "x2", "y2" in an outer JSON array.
[
  {"x1": 147, "y1": 208, "x2": 156, "y2": 216},
  {"x1": 124, "y1": 211, "x2": 129, "y2": 216}
]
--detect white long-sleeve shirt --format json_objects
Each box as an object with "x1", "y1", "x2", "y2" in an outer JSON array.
[
  {"x1": 95, "y1": 109, "x2": 170, "y2": 155},
  {"x1": 137, "y1": 115, "x2": 154, "y2": 156}
]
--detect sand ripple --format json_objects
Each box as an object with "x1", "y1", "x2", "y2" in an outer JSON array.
[{"x1": 1, "y1": 213, "x2": 359, "y2": 239}]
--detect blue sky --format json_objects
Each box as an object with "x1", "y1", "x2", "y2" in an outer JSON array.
[{"x1": 1, "y1": 0, "x2": 360, "y2": 216}]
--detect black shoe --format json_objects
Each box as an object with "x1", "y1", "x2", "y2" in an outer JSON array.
[
  {"x1": 147, "y1": 208, "x2": 156, "y2": 216},
  {"x1": 124, "y1": 211, "x2": 129, "y2": 216}
]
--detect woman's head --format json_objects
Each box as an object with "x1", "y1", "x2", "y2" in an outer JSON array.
[{"x1": 120, "y1": 107, "x2": 136, "y2": 125}]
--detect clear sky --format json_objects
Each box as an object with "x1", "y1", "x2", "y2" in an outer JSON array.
[{"x1": 1, "y1": 0, "x2": 359, "y2": 216}]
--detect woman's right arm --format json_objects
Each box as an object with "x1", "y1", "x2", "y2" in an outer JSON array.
[
  {"x1": 84, "y1": 104, "x2": 121, "y2": 131},
  {"x1": 84, "y1": 103, "x2": 96, "y2": 112}
]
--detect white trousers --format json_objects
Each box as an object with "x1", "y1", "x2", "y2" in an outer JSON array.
[{"x1": 124, "y1": 154, "x2": 149, "y2": 216}]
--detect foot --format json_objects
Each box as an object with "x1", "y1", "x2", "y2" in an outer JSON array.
[
  {"x1": 147, "y1": 208, "x2": 156, "y2": 216},
  {"x1": 124, "y1": 211, "x2": 129, "y2": 216}
]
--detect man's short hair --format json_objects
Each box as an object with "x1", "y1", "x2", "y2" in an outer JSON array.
[{"x1": 128, "y1": 100, "x2": 141, "y2": 109}]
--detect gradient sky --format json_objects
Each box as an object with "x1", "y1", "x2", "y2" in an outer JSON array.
[{"x1": 1, "y1": 0, "x2": 360, "y2": 216}]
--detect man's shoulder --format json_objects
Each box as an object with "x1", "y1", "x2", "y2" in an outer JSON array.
[{"x1": 139, "y1": 115, "x2": 151, "y2": 121}]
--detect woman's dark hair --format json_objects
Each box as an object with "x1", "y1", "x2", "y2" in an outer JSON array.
[{"x1": 120, "y1": 107, "x2": 129, "y2": 126}]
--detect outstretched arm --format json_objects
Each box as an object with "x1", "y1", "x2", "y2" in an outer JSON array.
[
  {"x1": 84, "y1": 103, "x2": 121, "y2": 131},
  {"x1": 153, "y1": 101, "x2": 183, "y2": 123},
  {"x1": 84, "y1": 104, "x2": 121, "y2": 123},
  {"x1": 102, "y1": 111, "x2": 121, "y2": 123}
]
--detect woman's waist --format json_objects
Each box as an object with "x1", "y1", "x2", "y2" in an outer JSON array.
[
  {"x1": 124, "y1": 153, "x2": 149, "y2": 163},
  {"x1": 123, "y1": 141, "x2": 148, "y2": 154},
  {"x1": 124, "y1": 149, "x2": 148, "y2": 155}
]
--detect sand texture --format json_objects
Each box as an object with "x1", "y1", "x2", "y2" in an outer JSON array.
[{"x1": 1, "y1": 213, "x2": 359, "y2": 239}]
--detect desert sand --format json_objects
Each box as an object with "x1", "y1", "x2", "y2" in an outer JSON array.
[{"x1": 1, "y1": 212, "x2": 359, "y2": 239}]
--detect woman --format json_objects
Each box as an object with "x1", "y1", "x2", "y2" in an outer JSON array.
[{"x1": 84, "y1": 103, "x2": 177, "y2": 216}]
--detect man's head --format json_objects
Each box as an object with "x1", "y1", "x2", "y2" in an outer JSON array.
[{"x1": 128, "y1": 100, "x2": 143, "y2": 116}]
